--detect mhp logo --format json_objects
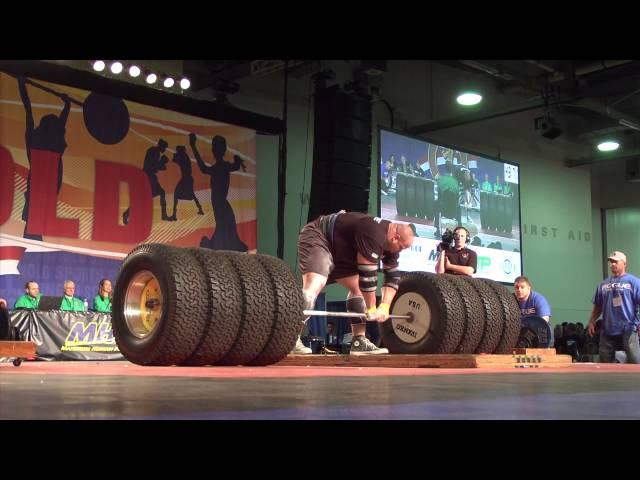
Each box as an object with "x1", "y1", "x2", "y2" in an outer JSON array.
[{"x1": 65, "y1": 321, "x2": 115, "y2": 345}]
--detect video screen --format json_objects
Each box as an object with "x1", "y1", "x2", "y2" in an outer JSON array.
[{"x1": 378, "y1": 128, "x2": 522, "y2": 283}]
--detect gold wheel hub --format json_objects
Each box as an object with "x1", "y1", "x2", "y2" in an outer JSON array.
[{"x1": 124, "y1": 270, "x2": 163, "y2": 339}]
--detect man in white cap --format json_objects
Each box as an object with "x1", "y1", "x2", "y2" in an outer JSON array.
[{"x1": 587, "y1": 251, "x2": 640, "y2": 363}]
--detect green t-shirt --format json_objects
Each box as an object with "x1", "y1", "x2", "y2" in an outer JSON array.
[
  {"x1": 14, "y1": 294, "x2": 40, "y2": 309},
  {"x1": 437, "y1": 174, "x2": 460, "y2": 195},
  {"x1": 502, "y1": 182, "x2": 512, "y2": 195},
  {"x1": 493, "y1": 182, "x2": 503, "y2": 194},
  {"x1": 481, "y1": 181, "x2": 493, "y2": 192},
  {"x1": 93, "y1": 295, "x2": 112, "y2": 313},
  {"x1": 60, "y1": 296, "x2": 86, "y2": 312}
]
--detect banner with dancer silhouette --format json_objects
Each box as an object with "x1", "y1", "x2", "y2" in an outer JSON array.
[{"x1": 0, "y1": 72, "x2": 256, "y2": 307}]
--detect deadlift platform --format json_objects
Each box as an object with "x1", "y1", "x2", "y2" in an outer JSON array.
[{"x1": 278, "y1": 348, "x2": 572, "y2": 369}]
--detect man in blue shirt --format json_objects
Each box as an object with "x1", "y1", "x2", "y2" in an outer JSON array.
[
  {"x1": 587, "y1": 251, "x2": 640, "y2": 363},
  {"x1": 514, "y1": 276, "x2": 553, "y2": 346}
]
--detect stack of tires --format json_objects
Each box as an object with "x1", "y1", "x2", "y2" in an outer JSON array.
[
  {"x1": 111, "y1": 244, "x2": 304, "y2": 366},
  {"x1": 381, "y1": 273, "x2": 520, "y2": 354}
]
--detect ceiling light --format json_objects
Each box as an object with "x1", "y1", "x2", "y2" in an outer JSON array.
[
  {"x1": 457, "y1": 92, "x2": 482, "y2": 106},
  {"x1": 128, "y1": 65, "x2": 141, "y2": 78},
  {"x1": 597, "y1": 141, "x2": 620, "y2": 152},
  {"x1": 180, "y1": 78, "x2": 191, "y2": 90},
  {"x1": 146, "y1": 73, "x2": 157, "y2": 84},
  {"x1": 110, "y1": 62, "x2": 123, "y2": 74},
  {"x1": 92, "y1": 60, "x2": 106, "y2": 72},
  {"x1": 163, "y1": 77, "x2": 175, "y2": 88}
]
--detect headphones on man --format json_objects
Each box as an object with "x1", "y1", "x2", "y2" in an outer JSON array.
[{"x1": 453, "y1": 226, "x2": 471, "y2": 245}]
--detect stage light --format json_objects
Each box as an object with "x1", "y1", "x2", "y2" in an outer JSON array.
[
  {"x1": 180, "y1": 78, "x2": 191, "y2": 90},
  {"x1": 163, "y1": 77, "x2": 175, "y2": 88},
  {"x1": 597, "y1": 140, "x2": 619, "y2": 152},
  {"x1": 93, "y1": 60, "x2": 106, "y2": 72},
  {"x1": 457, "y1": 92, "x2": 482, "y2": 106},
  {"x1": 110, "y1": 62, "x2": 123, "y2": 74},
  {"x1": 146, "y1": 72, "x2": 157, "y2": 84},
  {"x1": 128, "y1": 65, "x2": 141, "y2": 78}
]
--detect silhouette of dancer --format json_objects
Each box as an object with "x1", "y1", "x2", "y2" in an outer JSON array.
[
  {"x1": 188, "y1": 133, "x2": 248, "y2": 251},
  {"x1": 123, "y1": 138, "x2": 172, "y2": 224},
  {"x1": 168, "y1": 145, "x2": 204, "y2": 220},
  {"x1": 18, "y1": 77, "x2": 71, "y2": 241}
]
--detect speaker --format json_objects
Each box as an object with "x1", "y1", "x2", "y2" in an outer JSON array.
[
  {"x1": 625, "y1": 158, "x2": 640, "y2": 182},
  {"x1": 308, "y1": 85, "x2": 372, "y2": 221},
  {"x1": 534, "y1": 116, "x2": 563, "y2": 139}
]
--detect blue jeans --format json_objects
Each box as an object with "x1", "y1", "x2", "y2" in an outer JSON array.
[{"x1": 599, "y1": 330, "x2": 640, "y2": 364}]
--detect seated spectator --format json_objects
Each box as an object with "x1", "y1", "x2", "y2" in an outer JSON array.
[
  {"x1": 14, "y1": 281, "x2": 41, "y2": 309},
  {"x1": 93, "y1": 279, "x2": 113, "y2": 313},
  {"x1": 325, "y1": 320, "x2": 339, "y2": 347},
  {"x1": 481, "y1": 173, "x2": 493, "y2": 192},
  {"x1": 60, "y1": 280, "x2": 86, "y2": 312},
  {"x1": 493, "y1": 175, "x2": 504, "y2": 194}
]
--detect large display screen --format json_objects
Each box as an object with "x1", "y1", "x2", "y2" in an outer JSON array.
[{"x1": 378, "y1": 128, "x2": 522, "y2": 283}]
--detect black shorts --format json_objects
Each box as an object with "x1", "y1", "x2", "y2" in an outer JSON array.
[{"x1": 297, "y1": 218, "x2": 334, "y2": 278}]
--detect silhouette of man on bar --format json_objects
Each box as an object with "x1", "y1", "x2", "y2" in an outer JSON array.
[{"x1": 18, "y1": 77, "x2": 71, "y2": 241}]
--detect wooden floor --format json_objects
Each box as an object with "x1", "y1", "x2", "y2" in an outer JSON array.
[{"x1": 2, "y1": 355, "x2": 640, "y2": 420}]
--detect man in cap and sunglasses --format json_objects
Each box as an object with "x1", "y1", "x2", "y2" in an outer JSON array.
[{"x1": 587, "y1": 251, "x2": 640, "y2": 363}]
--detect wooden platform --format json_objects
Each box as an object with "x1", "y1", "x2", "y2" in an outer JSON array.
[
  {"x1": 0, "y1": 341, "x2": 37, "y2": 358},
  {"x1": 277, "y1": 348, "x2": 571, "y2": 369}
]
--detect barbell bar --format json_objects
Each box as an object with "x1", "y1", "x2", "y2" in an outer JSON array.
[{"x1": 303, "y1": 309, "x2": 413, "y2": 321}]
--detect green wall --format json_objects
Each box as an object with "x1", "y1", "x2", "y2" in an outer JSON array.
[
  {"x1": 518, "y1": 156, "x2": 601, "y2": 325},
  {"x1": 605, "y1": 207, "x2": 640, "y2": 277}
]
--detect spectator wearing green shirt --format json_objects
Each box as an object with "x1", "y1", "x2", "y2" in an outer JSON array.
[
  {"x1": 481, "y1": 173, "x2": 493, "y2": 192},
  {"x1": 93, "y1": 278, "x2": 113, "y2": 313},
  {"x1": 434, "y1": 162, "x2": 461, "y2": 237},
  {"x1": 493, "y1": 175, "x2": 503, "y2": 194},
  {"x1": 14, "y1": 281, "x2": 41, "y2": 309},
  {"x1": 502, "y1": 181, "x2": 512, "y2": 196},
  {"x1": 60, "y1": 280, "x2": 86, "y2": 312}
]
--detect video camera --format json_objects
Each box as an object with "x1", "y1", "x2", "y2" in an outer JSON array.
[{"x1": 437, "y1": 228, "x2": 454, "y2": 252}]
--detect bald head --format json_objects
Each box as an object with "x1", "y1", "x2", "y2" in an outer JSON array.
[{"x1": 386, "y1": 222, "x2": 415, "y2": 253}]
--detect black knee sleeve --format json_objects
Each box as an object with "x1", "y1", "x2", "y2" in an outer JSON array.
[{"x1": 346, "y1": 295, "x2": 366, "y2": 325}]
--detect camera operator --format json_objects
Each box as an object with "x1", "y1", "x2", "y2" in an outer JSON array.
[{"x1": 435, "y1": 226, "x2": 477, "y2": 276}]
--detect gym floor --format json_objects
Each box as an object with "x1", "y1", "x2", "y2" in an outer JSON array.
[{"x1": 2, "y1": 361, "x2": 640, "y2": 419}]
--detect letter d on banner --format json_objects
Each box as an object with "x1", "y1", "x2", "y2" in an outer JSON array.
[{"x1": 93, "y1": 160, "x2": 152, "y2": 243}]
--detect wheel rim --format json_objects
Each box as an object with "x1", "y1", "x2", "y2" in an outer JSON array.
[
  {"x1": 390, "y1": 292, "x2": 431, "y2": 344},
  {"x1": 124, "y1": 270, "x2": 163, "y2": 339}
]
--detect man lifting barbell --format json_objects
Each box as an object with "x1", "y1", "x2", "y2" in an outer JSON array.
[{"x1": 294, "y1": 211, "x2": 416, "y2": 355}]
